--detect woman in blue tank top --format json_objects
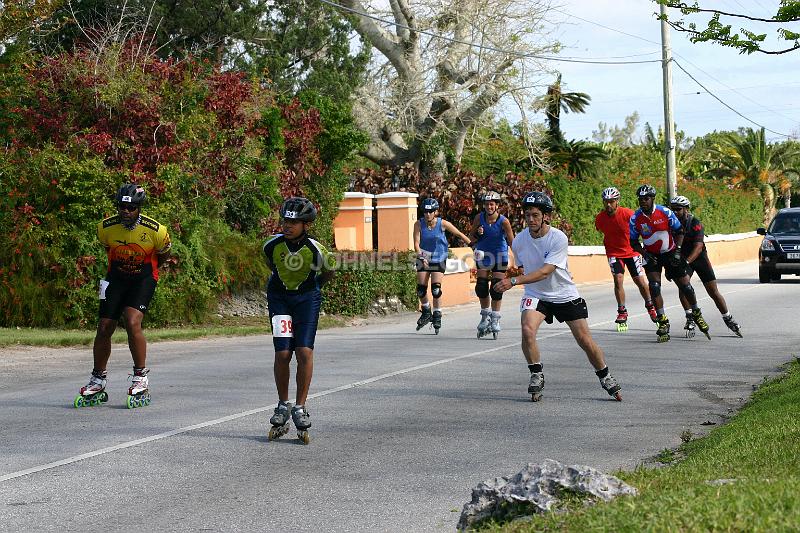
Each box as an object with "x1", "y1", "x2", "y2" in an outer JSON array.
[
  {"x1": 468, "y1": 191, "x2": 516, "y2": 338},
  {"x1": 413, "y1": 197, "x2": 472, "y2": 333}
]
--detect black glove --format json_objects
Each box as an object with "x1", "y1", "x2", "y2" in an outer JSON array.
[
  {"x1": 641, "y1": 251, "x2": 655, "y2": 265},
  {"x1": 668, "y1": 250, "x2": 683, "y2": 268}
]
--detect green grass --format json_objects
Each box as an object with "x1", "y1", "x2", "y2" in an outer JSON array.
[
  {"x1": 0, "y1": 315, "x2": 346, "y2": 347},
  {"x1": 476, "y1": 357, "x2": 800, "y2": 533}
]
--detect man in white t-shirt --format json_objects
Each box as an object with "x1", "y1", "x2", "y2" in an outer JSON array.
[{"x1": 494, "y1": 191, "x2": 622, "y2": 402}]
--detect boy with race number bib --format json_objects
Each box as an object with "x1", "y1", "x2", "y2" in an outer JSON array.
[
  {"x1": 594, "y1": 186, "x2": 657, "y2": 331},
  {"x1": 263, "y1": 197, "x2": 334, "y2": 444},
  {"x1": 494, "y1": 191, "x2": 622, "y2": 402}
]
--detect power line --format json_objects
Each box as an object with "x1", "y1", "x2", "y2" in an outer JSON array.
[
  {"x1": 672, "y1": 59, "x2": 794, "y2": 138},
  {"x1": 318, "y1": 0, "x2": 662, "y2": 65}
]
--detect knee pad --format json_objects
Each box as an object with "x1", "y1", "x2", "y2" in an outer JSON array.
[
  {"x1": 475, "y1": 277, "x2": 490, "y2": 298},
  {"x1": 678, "y1": 283, "x2": 695, "y2": 300},
  {"x1": 648, "y1": 280, "x2": 661, "y2": 299},
  {"x1": 416, "y1": 284, "x2": 427, "y2": 298},
  {"x1": 431, "y1": 283, "x2": 442, "y2": 298},
  {"x1": 489, "y1": 279, "x2": 503, "y2": 301}
]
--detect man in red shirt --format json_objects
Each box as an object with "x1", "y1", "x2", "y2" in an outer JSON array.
[{"x1": 595, "y1": 187, "x2": 657, "y2": 331}]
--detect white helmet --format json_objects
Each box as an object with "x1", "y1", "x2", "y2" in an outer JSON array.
[
  {"x1": 670, "y1": 195, "x2": 691, "y2": 209},
  {"x1": 601, "y1": 187, "x2": 620, "y2": 200},
  {"x1": 482, "y1": 191, "x2": 501, "y2": 202}
]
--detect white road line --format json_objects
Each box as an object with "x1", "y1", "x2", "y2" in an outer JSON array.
[{"x1": 0, "y1": 284, "x2": 759, "y2": 484}]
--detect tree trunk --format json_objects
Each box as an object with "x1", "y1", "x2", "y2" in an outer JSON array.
[{"x1": 761, "y1": 183, "x2": 777, "y2": 226}]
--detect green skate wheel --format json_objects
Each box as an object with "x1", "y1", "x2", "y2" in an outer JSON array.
[
  {"x1": 99, "y1": 391, "x2": 109, "y2": 403},
  {"x1": 73, "y1": 395, "x2": 84, "y2": 408},
  {"x1": 126, "y1": 395, "x2": 135, "y2": 409}
]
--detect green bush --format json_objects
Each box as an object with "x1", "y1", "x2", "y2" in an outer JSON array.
[
  {"x1": 0, "y1": 43, "x2": 364, "y2": 327},
  {"x1": 321, "y1": 252, "x2": 418, "y2": 315}
]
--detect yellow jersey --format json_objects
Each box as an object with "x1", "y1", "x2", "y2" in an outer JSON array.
[{"x1": 97, "y1": 214, "x2": 171, "y2": 280}]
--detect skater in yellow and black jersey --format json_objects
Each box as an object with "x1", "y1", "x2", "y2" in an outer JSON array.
[{"x1": 74, "y1": 183, "x2": 171, "y2": 409}]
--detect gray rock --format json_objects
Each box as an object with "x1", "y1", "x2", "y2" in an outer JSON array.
[{"x1": 458, "y1": 459, "x2": 637, "y2": 530}]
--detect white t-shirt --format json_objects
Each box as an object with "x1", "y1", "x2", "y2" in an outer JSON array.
[{"x1": 512, "y1": 226, "x2": 580, "y2": 303}]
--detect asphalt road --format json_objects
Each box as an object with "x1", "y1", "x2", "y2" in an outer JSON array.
[{"x1": 1, "y1": 260, "x2": 798, "y2": 532}]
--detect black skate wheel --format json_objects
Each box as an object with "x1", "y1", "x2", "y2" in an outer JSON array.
[{"x1": 531, "y1": 393, "x2": 543, "y2": 402}]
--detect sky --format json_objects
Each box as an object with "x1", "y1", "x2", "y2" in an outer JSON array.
[{"x1": 537, "y1": 0, "x2": 800, "y2": 143}]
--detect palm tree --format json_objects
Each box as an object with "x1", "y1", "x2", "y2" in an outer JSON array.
[
  {"x1": 536, "y1": 74, "x2": 591, "y2": 147},
  {"x1": 549, "y1": 140, "x2": 608, "y2": 179},
  {"x1": 710, "y1": 127, "x2": 800, "y2": 224}
]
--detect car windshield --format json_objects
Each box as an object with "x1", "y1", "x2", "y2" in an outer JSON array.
[{"x1": 769, "y1": 214, "x2": 800, "y2": 234}]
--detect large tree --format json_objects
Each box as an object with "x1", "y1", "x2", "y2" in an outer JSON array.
[
  {"x1": 0, "y1": 0, "x2": 63, "y2": 44},
  {"x1": 656, "y1": 0, "x2": 800, "y2": 55},
  {"x1": 16, "y1": 0, "x2": 369, "y2": 100},
  {"x1": 337, "y1": 0, "x2": 559, "y2": 172}
]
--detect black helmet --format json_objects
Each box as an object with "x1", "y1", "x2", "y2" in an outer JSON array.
[
  {"x1": 421, "y1": 198, "x2": 440, "y2": 212},
  {"x1": 116, "y1": 184, "x2": 146, "y2": 205},
  {"x1": 636, "y1": 184, "x2": 657, "y2": 198},
  {"x1": 522, "y1": 191, "x2": 553, "y2": 213},
  {"x1": 280, "y1": 197, "x2": 317, "y2": 222}
]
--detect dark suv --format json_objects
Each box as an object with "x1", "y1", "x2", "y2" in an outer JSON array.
[{"x1": 757, "y1": 207, "x2": 800, "y2": 282}]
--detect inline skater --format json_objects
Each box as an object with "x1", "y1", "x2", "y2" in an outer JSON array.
[
  {"x1": 469, "y1": 191, "x2": 515, "y2": 339},
  {"x1": 670, "y1": 195, "x2": 742, "y2": 338},
  {"x1": 75, "y1": 184, "x2": 172, "y2": 409},
  {"x1": 494, "y1": 191, "x2": 622, "y2": 402},
  {"x1": 594, "y1": 186, "x2": 657, "y2": 331},
  {"x1": 263, "y1": 197, "x2": 334, "y2": 444},
  {"x1": 413, "y1": 198, "x2": 472, "y2": 334},
  {"x1": 629, "y1": 185, "x2": 710, "y2": 342}
]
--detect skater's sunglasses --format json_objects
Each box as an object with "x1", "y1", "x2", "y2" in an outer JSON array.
[{"x1": 118, "y1": 203, "x2": 139, "y2": 212}]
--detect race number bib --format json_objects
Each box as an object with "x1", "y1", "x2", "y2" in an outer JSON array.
[
  {"x1": 520, "y1": 296, "x2": 540, "y2": 312},
  {"x1": 271, "y1": 314, "x2": 294, "y2": 338},
  {"x1": 98, "y1": 279, "x2": 110, "y2": 300}
]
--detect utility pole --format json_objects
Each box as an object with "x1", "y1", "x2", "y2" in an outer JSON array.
[{"x1": 660, "y1": 2, "x2": 677, "y2": 200}]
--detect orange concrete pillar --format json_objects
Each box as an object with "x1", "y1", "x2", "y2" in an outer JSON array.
[
  {"x1": 376, "y1": 192, "x2": 418, "y2": 251},
  {"x1": 333, "y1": 192, "x2": 375, "y2": 250}
]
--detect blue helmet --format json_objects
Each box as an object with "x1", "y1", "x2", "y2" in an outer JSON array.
[{"x1": 421, "y1": 198, "x2": 440, "y2": 212}]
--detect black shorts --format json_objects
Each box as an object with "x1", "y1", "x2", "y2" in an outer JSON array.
[
  {"x1": 644, "y1": 252, "x2": 689, "y2": 281},
  {"x1": 476, "y1": 255, "x2": 509, "y2": 273},
  {"x1": 688, "y1": 253, "x2": 716, "y2": 283},
  {"x1": 416, "y1": 259, "x2": 447, "y2": 273},
  {"x1": 98, "y1": 276, "x2": 157, "y2": 320},
  {"x1": 609, "y1": 255, "x2": 644, "y2": 277},
  {"x1": 535, "y1": 298, "x2": 589, "y2": 324}
]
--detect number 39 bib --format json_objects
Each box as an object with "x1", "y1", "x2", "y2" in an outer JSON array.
[{"x1": 271, "y1": 314, "x2": 294, "y2": 337}]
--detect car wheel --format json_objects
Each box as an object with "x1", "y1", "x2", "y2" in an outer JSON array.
[{"x1": 759, "y1": 267, "x2": 771, "y2": 283}]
